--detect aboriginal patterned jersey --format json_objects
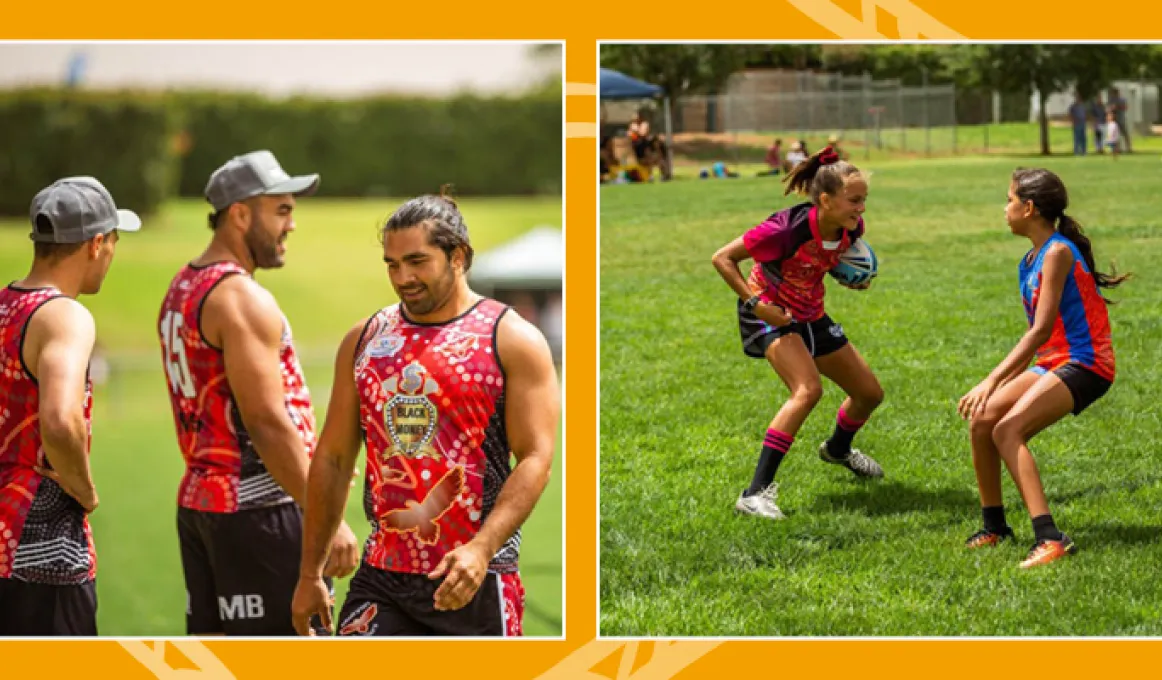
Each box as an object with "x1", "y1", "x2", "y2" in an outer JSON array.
[
  {"x1": 1020, "y1": 231, "x2": 1115, "y2": 381},
  {"x1": 742, "y1": 201, "x2": 865, "y2": 323},
  {"x1": 0, "y1": 285, "x2": 96, "y2": 585},
  {"x1": 354, "y1": 298, "x2": 518, "y2": 575},
  {"x1": 158, "y1": 262, "x2": 316, "y2": 513}
]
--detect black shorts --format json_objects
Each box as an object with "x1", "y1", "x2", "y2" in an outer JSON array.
[
  {"x1": 178, "y1": 502, "x2": 331, "y2": 636},
  {"x1": 633, "y1": 138, "x2": 655, "y2": 163},
  {"x1": 739, "y1": 303, "x2": 849, "y2": 359},
  {"x1": 1040, "y1": 362, "x2": 1113, "y2": 415},
  {"x1": 0, "y1": 577, "x2": 97, "y2": 636},
  {"x1": 337, "y1": 562, "x2": 524, "y2": 637}
]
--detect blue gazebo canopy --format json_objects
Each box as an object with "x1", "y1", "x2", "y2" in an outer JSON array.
[{"x1": 599, "y1": 68, "x2": 663, "y2": 100}]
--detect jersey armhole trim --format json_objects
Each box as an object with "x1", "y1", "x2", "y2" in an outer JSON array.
[
  {"x1": 353, "y1": 311, "x2": 383, "y2": 442},
  {"x1": 491, "y1": 304, "x2": 512, "y2": 387},
  {"x1": 197, "y1": 271, "x2": 246, "y2": 352},
  {"x1": 352, "y1": 312, "x2": 380, "y2": 365},
  {"x1": 19, "y1": 293, "x2": 67, "y2": 385}
]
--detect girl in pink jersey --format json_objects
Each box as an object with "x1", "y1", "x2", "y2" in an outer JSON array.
[
  {"x1": 712, "y1": 146, "x2": 886, "y2": 521},
  {"x1": 959, "y1": 167, "x2": 1129, "y2": 568}
]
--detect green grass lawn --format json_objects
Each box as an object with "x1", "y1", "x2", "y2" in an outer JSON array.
[
  {"x1": 0, "y1": 196, "x2": 563, "y2": 637},
  {"x1": 600, "y1": 153, "x2": 1162, "y2": 636}
]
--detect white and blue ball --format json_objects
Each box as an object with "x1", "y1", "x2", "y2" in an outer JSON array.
[{"x1": 829, "y1": 238, "x2": 878, "y2": 287}]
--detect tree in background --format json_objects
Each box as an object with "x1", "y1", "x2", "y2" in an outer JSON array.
[
  {"x1": 738, "y1": 45, "x2": 824, "y2": 71},
  {"x1": 601, "y1": 45, "x2": 749, "y2": 98},
  {"x1": 601, "y1": 44, "x2": 1155, "y2": 155},
  {"x1": 964, "y1": 44, "x2": 1151, "y2": 154},
  {"x1": 821, "y1": 44, "x2": 969, "y2": 86},
  {"x1": 601, "y1": 45, "x2": 751, "y2": 129}
]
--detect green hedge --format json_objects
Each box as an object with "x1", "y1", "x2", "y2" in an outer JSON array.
[
  {"x1": 0, "y1": 87, "x2": 562, "y2": 218},
  {"x1": 0, "y1": 89, "x2": 180, "y2": 217},
  {"x1": 174, "y1": 90, "x2": 562, "y2": 199}
]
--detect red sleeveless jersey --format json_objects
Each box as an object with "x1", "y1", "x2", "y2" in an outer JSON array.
[
  {"x1": 354, "y1": 299, "x2": 518, "y2": 574},
  {"x1": 0, "y1": 285, "x2": 96, "y2": 584},
  {"x1": 158, "y1": 262, "x2": 316, "y2": 513}
]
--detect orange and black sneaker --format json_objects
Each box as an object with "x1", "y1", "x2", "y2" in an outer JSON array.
[
  {"x1": 1019, "y1": 534, "x2": 1078, "y2": 569},
  {"x1": 965, "y1": 527, "x2": 1014, "y2": 548}
]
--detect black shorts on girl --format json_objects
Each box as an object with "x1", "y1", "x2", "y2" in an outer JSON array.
[
  {"x1": 1034, "y1": 362, "x2": 1112, "y2": 415},
  {"x1": 738, "y1": 301, "x2": 849, "y2": 359}
]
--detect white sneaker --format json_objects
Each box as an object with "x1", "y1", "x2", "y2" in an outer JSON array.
[{"x1": 735, "y1": 483, "x2": 785, "y2": 520}]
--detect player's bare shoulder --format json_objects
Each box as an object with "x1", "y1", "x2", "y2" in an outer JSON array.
[
  {"x1": 495, "y1": 305, "x2": 554, "y2": 374},
  {"x1": 339, "y1": 316, "x2": 374, "y2": 368},
  {"x1": 1045, "y1": 240, "x2": 1075, "y2": 267},
  {"x1": 31, "y1": 295, "x2": 94, "y2": 335},
  {"x1": 22, "y1": 296, "x2": 95, "y2": 373},
  {"x1": 201, "y1": 271, "x2": 283, "y2": 346}
]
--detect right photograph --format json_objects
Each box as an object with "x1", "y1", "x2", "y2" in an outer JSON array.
[{"x1": 599, "y1": 42, "x2": 1162, "y2": 636}]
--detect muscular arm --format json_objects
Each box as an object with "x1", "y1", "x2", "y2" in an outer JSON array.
[
  {"x1": 472, "y1": 312, "x2": 559, "y2": 558},
  {"x1": 204, "y1": 276, "x2": 309, "y2": 506},
  {"x1": 26, "y1": 298, "x2": 99, "y2": 512},
  {"x1": 299, "y1": 320, "x2": 367, "y2": 580},
  {"x1": 428, "y1": 310, "x2": 560, "y2": 611}
]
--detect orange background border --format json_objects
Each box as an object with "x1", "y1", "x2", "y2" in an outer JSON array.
[{"x1": 4, "y1": 1, "x2": 1162, "y2": 677}]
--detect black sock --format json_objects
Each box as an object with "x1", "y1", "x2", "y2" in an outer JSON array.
[
  {"x1": 1031, "y1": 514, "x2": 1063, "y2": 542},
  {"x1": 745, "y1": 429, "x2": 793, "y2": 496},
  {"x1": 826, "y1": 431, "x2": 853, "y2": 459},
  {"x1": 826, "y1": 407, "x2": 866, "y2": 459},
  {"x1": 981, "y1": 506, "x2": 1009, "y2": 534}
]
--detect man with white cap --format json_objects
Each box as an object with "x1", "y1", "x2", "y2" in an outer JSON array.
[
  {"x1": 157, "y1": 150, "x2": 358, "y2": 636},
  {"x1": 0, "y1": 176, "x2": 140, "y2": 635}
]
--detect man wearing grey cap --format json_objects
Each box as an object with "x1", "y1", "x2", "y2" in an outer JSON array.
[
  {"x1": 157, "y1": 150, "x2": 358, "y2": 636},
  {"x1": 0, "y1": 176, "x2": 139, "y2": 635}
]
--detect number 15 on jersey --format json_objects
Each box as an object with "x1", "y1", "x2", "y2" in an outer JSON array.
[{"x1": 161, "y1": 310, "x2": 197, "y2": 399}]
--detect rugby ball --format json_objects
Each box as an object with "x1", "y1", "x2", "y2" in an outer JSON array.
[{"x1": 829, "y1": 238, "x2": 878, "y2": 287}]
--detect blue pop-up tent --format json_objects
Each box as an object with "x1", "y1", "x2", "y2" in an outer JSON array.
[
  {"x1": 599, "y1": 68, "x2": 672, "y2": 177},
  {"x1": 599, "y1": 68, "x2": 663, "y2": 99}
]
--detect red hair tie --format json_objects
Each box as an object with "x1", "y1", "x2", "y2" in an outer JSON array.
[{"x1": 819, "y1": 146, "x2": 840, "y2": 165}]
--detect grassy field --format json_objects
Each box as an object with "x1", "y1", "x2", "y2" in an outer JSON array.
[
  {"x1": 0, "y1": 196, "x2": 563, "y2": 637},
  {"x1": 600, "y1": 154, "x2": 1162, "y2": 636},
  {"x1": 668, "y1": 122, "x2": 1162, "y2": 179}
]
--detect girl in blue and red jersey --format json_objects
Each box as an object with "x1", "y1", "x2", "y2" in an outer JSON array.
[
  {"x1": 959, "y1": 167, "x2": 1129, "y2": 569},
  {"x1": 711, "y1": 146, "x2": 886, "y2": 521}
]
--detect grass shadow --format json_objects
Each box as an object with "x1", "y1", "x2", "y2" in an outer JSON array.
[
  {"x1": 1070, "y1": 522, "x2": 1162, "y2": 547},
  {"x1": 809, "y1": 480, "x2": 979, "y2": 517},
  {"x1": 1051, "y1": 474, "x2": 1162, "y2": 505}
]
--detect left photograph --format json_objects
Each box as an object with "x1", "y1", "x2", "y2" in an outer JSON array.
[{"x1": 0, "y1": 41, "x2": 564, "y2": 638}]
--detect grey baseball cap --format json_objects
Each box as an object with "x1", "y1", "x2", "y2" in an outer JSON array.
[
  {"x1": 29, "y1": 176, "x2": 142, "y2": 244},
  {"x1": 204, "y1": 150, "x2": 320, "y2": 212}
]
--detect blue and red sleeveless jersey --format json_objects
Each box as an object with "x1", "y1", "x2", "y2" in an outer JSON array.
[{"x1": 1019, "y1": 232, "x2": 1115, "y2": 381}]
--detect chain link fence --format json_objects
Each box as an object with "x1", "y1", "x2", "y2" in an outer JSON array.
[
  {"x1": 672, "y1": 70, "x2": 966, "y2": 163},
  {"x1": 663, "y1": 70, "x2": 1159, "y2": 166},
  {"x1": 603, "y1": 70, "x2": 1160, "y2": 173}
]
